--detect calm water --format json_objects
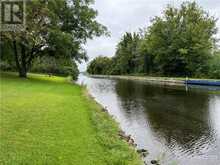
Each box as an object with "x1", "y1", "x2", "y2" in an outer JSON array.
[{"x1": 77, "y1": 74, "x2": 220, "y2": 165}]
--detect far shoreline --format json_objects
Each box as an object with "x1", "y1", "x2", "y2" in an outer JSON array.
[{"x1": 88, "y1": 74, "x2": 220, "y2": 87}]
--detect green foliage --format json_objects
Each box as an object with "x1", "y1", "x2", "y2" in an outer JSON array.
[
  {"x1": 109, "y1": 32, "x2": 142, "y2": 75},
  {"x1": 70, "y1": 62, "x2": 80, "y2": 80},
  {"x1": 146, "y1": 2, "x2": 217, "y2": 77},
  {"x1": 87, "y1": 56, "x2": 112, "y2": 75},
  {"x1": 87, "y1": 33, "x2": 142, "y2": 75},
  {"x1": 1, "y1": 0, "x2": 107, "y2": 78},
  {"x1": 0, "y1": 61, "x2": 15, "y2": 71},
  {"x1": 0, "y1": 72, "x2": 141, "y2": 165},
  {"x1": 31, "y1": 56, "x2": 79, "y2": 80},
  {"x1": 87, "y1": 1, "x2": 219, "y2": 79},
  {"x1": 208, "y1": 51, "x2": 220, "y2": 79}
]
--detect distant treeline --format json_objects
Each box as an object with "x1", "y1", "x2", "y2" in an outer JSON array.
[{"x1": 87, "y1": 2, "x2": 220, "y2": 79}]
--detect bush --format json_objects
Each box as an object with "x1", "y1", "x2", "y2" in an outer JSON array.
[
  {"x1": 71, "y1": 63, "x2": 79, "y2": 81},
  {"x1": 0, "y1": 61, "x2": 16, "y2": 71},
  {"x1": 207, "y1": 52, "x2": 220, "y2": 79},
  {"x1": 0, "y1": 61, "x2": 11, "y2": 71},
  {"x1": 64, "y1": 64, "x2": 79, "y2": 81},
  {"x1": 31, "y1": 56, "x2": 79, "y2": 80}
]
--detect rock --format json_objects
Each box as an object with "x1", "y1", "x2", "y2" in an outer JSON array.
[
  {"x1": 118, "y1": 132, "x2": 138, "y2": 148},
  {"x1": 118, "y1": 132, "x2": 133, "y2": 144},
  {"x1": 142, "y1": 152, "x2": 148, "y2": 157},
  {"x1": 137, "y1": 149, "x2": 148, "y2": 153},
  {"x1": 128, "y1": 137, "x2": 134, "y2": 144},
  {"x1": 125, "y1": 135, "x2": 131, "y2": 142},
  {"x1": 141, "y1": 149, "x2": 148, "y2": 153},
  {"x1": 137, "y1": 148, "x2": 149, "y2": 158},
  {"x1": 118, "y1": 130, "x2": 125, "y2": 136},
  {"x1": 151, "y1": 160, "x2": 159, "y2": 164},
  {"x1": 118, "y1": 131, "x2": 126, "y2": 139},
  {"x1": 102, "y1": 107, "x2": 108, "y2": 112},
  {"x1": 137, "y1": 149, "x2": 149, "y2": 158}
]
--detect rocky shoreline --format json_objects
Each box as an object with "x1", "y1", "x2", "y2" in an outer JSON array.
[
  {"x1": 85, "y1": 85, "x2": 161, "y2": 164},
  {"x1": 102, "y1": 106, "x2": 160, "y2": 165}
]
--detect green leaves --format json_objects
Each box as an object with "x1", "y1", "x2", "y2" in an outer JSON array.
[
  {"x1": 87, "y1": 1, "x2": 219, "y2": 79},
  {"x1": 2, "y1": 0, "x2": 107, "y2": 78},
  {"x1": 87, "y1": 56, "x2": 112, "y2": 75},
  {"x1": 146, "y1": 1, "x2": 217, "y2": 76},
  {"x1": 113, "y1": 32, "x2": 141, "y2": 74}
]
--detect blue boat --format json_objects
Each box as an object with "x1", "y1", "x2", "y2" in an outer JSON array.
[{"x1": 185, "y1": 80, "x2": 220, "y2": 86}]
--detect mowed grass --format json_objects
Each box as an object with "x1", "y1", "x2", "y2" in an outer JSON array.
[{"x1": 0, "y1": 72, "x2": 141, "y2": 165}]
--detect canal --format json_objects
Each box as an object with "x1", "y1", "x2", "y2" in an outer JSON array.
[{"x1": 77, "y1": 74, "x2": 220, "y2": 165}]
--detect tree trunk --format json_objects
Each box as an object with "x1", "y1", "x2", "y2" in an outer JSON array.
[
  {"x1": 20, "y1": 43, "x2": 27, "y2": 78},
  {"x1": 19, "y1": 69, "x2": 27, "y2": 78},
  {"x1": 12, "y1": 40, "x2": 27, "y2": 78}
]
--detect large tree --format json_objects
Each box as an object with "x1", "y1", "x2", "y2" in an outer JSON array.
[
  {"x1": 1, "y1": 0, "x2": 107, "y2": 77},
  {"x1": 146, "y1": 2, "x2": 218, "y2": 76},
  {"x1": 87, "y1": 56, "x2": 112, "y2": 75},
  {"x1": 112, "y1": 32, "x2": 141, "y2": 74}
]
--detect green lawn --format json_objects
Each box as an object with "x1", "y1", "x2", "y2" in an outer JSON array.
[{"x1": 0, "y1": 72, "x2": 141, "y2": 165}]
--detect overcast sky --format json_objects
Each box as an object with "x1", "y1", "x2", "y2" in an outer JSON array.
[{"x1": 79, "y1": 0, "x2": 220, "y2": 71}]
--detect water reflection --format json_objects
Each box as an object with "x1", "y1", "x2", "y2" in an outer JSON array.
[{"x1": 77, "y1": 75, "x2": 220, "y2": 165}]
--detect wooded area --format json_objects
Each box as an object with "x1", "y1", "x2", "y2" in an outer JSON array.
[{"x1": 87, "y1": 2, "x2": 220, "y2": 79}]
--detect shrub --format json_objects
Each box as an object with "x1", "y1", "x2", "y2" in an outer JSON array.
[
  {"x1": 31, "y1": 56, "x2": 79, "y2": 80},
  {"x1": 207, "y1": 52, "x2": 220, "y2": 79},
  {"x1": 0, "y1": 61, "x2": 13, "y2": 71}
]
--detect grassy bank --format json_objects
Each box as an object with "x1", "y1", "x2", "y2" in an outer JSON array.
[{"x1": 0, "y1": 72, "x2": 141, "y2": 165}]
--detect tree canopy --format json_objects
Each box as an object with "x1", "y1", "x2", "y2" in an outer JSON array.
[
  {"x1": 87, "y1": 56, "x2": 112, "y2": 75},
  {"x1": 87, "y1": 1, "x2": 219, "y2": 78},
  {"x1": 1, "y1": 0, "x2": 108, "y2": 78},
  {"x1": 146, "y1": 1, "x2": 217, "y2": 76}
]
